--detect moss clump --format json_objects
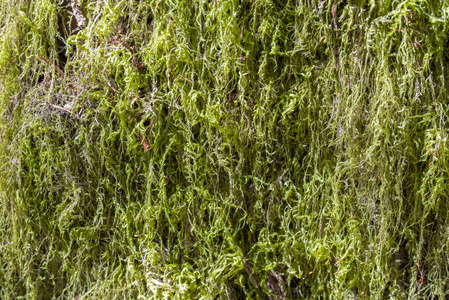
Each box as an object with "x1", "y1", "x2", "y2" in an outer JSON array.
[{"x1": 1, "y1": 0, "x2": 449, "y2": 299}]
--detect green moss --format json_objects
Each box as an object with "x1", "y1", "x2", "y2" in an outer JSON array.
[{"x1": 1, "y1": 0, "x2": 449, "y2": 298}]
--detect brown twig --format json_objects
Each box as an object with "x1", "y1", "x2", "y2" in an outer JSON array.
[
  {"x1": 319, "y1": 215, "x2": 326, "y2": 238},
  {"x1": 244, "y1": 258, "x2": 259, "y2": 288},
  {"x1": 332, "y1": 0, "x2": 338, "y2": 30},
  {"x1": 106, "y1": 79, "x2": 120, "y2": 94},
  {"x1": 417, "y1": 259, "x2": 424, "y2": 284},
  {"x1": 44, "y1": 102, "x2": 72, "y2": 114},
  {"x1": 39, "y1": 56, "x2": 65, "y2": 77}
]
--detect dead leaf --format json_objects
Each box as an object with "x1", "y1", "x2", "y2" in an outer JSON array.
[{"x1": 143, "y1": 136, "x2": 150, "y2": 151}]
